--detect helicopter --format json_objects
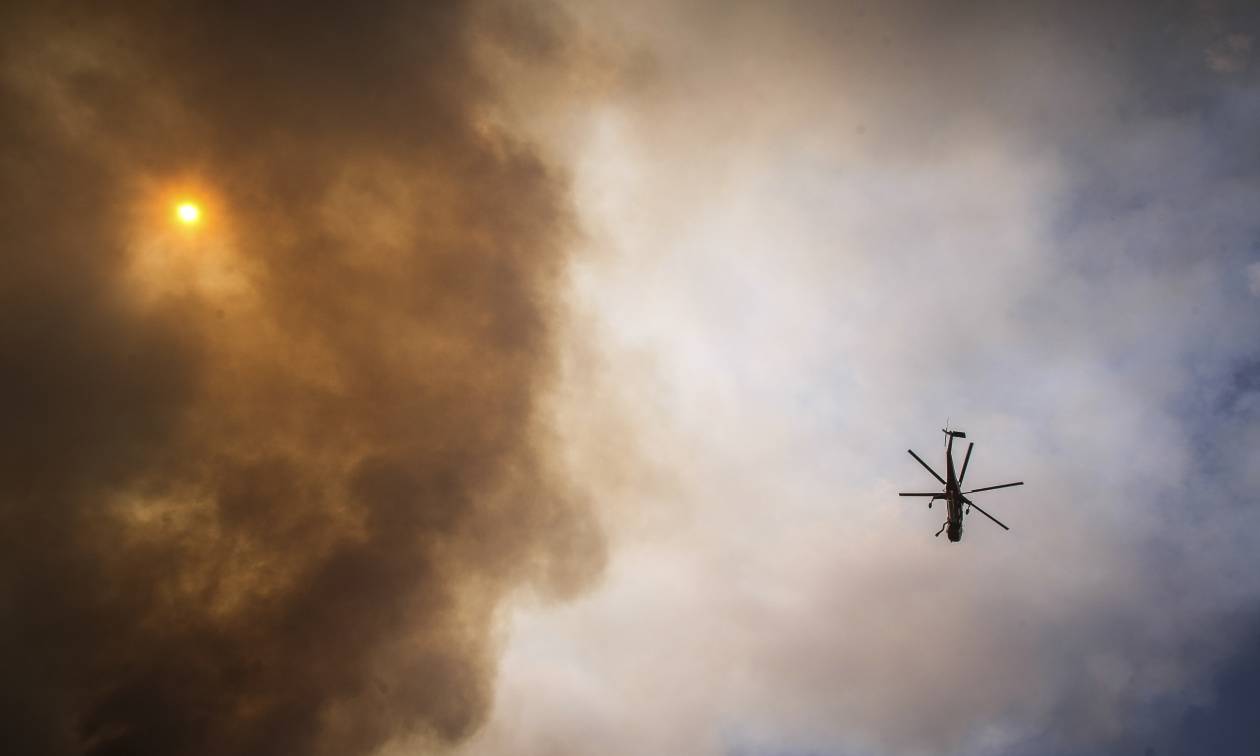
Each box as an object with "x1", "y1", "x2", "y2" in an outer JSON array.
[{"x1": 899, "y1": 427, "x2": 1023, "y2": 541}]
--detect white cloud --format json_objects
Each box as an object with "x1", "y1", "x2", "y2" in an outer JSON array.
[{"x1": 454, "y1": 3, "x2": 1260, "y2": 755}]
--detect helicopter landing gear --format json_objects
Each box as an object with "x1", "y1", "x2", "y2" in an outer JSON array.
[{"x1": 935, "y1": 521, "x2": 948, "y2": 538}]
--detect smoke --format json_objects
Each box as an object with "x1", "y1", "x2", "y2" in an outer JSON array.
[{"x1": 0, "y1": 3, "x2": 601, "y2": 755}]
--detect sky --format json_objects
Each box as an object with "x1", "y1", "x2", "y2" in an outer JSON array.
[{"x1": 1, "y1": 2, "x2": 1258, "y2": 756}]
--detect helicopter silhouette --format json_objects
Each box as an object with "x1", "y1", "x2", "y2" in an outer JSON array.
[{"x1": 900, "y1": 427, "x2": 1023, "y2": 541}]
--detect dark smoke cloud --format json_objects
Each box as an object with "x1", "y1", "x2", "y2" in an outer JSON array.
[{"x1": 0, "y1": 3, "x2": 601, "y2": 755}]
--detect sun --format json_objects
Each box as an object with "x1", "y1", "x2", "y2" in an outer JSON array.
[{"x1": 176, "y1": 201, "x2": 201, "y2": 225}]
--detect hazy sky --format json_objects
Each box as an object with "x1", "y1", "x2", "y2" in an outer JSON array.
[{"x1": 2, "y1": 2, "x2": 1258, "y2": 756}]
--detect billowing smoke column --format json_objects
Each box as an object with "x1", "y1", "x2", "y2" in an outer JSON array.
[{"x1": 0, "y1": 3, "x2": 601, "y2": 754}]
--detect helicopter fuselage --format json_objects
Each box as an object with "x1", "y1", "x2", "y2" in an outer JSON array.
[{"x1": 943, "y1": 434, "x2": 964, "y2": 541}]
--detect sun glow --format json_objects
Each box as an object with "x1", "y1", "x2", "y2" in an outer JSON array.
[{"x1": 176, "y1": 202, "x2": 201, "y2": 225}]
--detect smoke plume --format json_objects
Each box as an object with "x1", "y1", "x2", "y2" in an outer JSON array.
[{"x1": 0, "y1": 3, "x2": 601, "y2": 755}]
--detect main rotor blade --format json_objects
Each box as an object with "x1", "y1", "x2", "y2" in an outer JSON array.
[
  {"x1": 962, "y1": 496, "x2": 1009, "y2": 531},
  {"x1": 964, "y1": 481, "x2": 1024, "y2": 494},
  {"x1": 898, "y1": 493, "x2": 941, "y2": 497},
  {"x1": 957, "y1": 442, "x2": 974, "y2": 486},
  {"x1": 907, "y1": 449, "x2": 946, "y2": 485}
]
